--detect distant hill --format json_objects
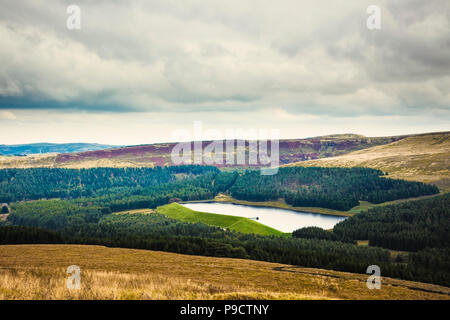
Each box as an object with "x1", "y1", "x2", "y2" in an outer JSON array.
[
  {"x1": 0, "y1": 143, "x2": 119, "y2": 156},
  {"x1": 306, "y1": 133, "x2": 367, "y2": 139},
  {"x1": 287, "y1": 131, "x2": 450, "y2": 191},
  {"x1": 0, "y1": 134, "x2": 403, "y2": 168}
]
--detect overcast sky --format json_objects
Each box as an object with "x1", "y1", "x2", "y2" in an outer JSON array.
[{"x1": 0, "y1": 0, "x2": 449, "y2": 145}]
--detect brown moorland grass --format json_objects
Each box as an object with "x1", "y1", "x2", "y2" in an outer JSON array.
[
  {"x1": 0, "y1": 245, "x2": 449, "y2": 300},
  {"x1": 287, "y1": 131, "x2": 450, "y2": 192}
]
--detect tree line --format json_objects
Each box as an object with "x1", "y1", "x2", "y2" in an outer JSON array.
[
  {"x1": 0, "y1": 166, "x2": 219, "y2": 202},
  {"x1": 228, "y1": 167, "x2": 439, "y2": 210},
  {"x1": 0, "y1": 167, "x2": 438, "y2": 212},
  {"x1": 332, "y1": 193, "x2": 450, "y2": 251}
]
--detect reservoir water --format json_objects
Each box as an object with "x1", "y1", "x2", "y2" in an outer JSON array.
[{"x1": 181, "y1": 202, "x2": 346, "y2": 233}]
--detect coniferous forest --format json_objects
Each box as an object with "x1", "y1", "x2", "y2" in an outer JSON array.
[
  {"x1": 0, "y1": 166, "x2": 438, "y2": 210},
  {"x1": 0, "y1": 165, "x2": 449, "y2": 287},
  {"x1": 229, "y1": 167, "x2": 439, "y2": 210},
  {"x1": 333, "y1": 194, "x2": 450, "y2": 252}
]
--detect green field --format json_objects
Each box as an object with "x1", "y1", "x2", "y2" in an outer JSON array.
[{"x1": 156, "y1": 203, "x2": 283, "y2": 236}]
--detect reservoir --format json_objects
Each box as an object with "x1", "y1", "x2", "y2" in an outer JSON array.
[{"x1": 181, "y1": 202, "x2": 347, "y2": 233}]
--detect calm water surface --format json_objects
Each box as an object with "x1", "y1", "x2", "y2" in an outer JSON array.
[{"x1": 181, "y1": 202, "x2": 346, "y2": 233}]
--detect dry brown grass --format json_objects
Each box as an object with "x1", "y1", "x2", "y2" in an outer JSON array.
[
  {"x1": 112, "y1": 209, "x2": 155, "y2": 215},
  {"x1": 0, "y1": 155, "x2": 144, "y2": 169},
  {"x1": 288, "y1": 132, "x2": 450, "y2": 192},
  {"x1": 0, "y1": 245, "x2": 449, "y2": 300},
  {"x1": 0, "y1": 268, "x2": 245, "y2": 300}
]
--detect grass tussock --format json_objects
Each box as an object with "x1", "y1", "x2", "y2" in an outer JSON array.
[
  {"x1": 0, "y1": 268, "x2": 229, "y2": 300},
  {"x1": 0, "y1": 268, "x2": 321, "y2": 300}
]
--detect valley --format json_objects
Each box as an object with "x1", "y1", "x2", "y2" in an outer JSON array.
[
  {"x1": 2, "y1": 1, "x2": 449, "y2": 306},
  {"x1": 0, "y1": 131, "x2": 448, "y2": 300}
]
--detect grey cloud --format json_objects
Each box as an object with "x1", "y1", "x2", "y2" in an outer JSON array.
[
  {"x1": 328, "y1": 0, "x2": 450, "y2": 82},
  {"x1": 0, "y1": 0, "x2": 448, "y2": 118}
]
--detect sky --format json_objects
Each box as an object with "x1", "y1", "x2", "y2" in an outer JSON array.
[{"x1": 0, "y1": 0, "x2": 449, "y2": 145}]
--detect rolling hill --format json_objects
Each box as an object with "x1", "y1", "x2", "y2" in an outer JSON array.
[
  {"x1": 0, "y1": 134, "x2": 403, "y2": 169},
  {"x1": 287, "y1": 131, "x2": 450, "y2": 192},
  {"x1": 1, "y1": 132, "x2": 447, "y2": 192},
  {"x1": 0, "y1": 244, "x2": 449, "y2": 300}
]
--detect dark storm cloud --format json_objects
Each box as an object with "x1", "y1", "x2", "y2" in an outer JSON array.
[{"x1": 0, "y1": 95, "x2": 138, "y2": 113}]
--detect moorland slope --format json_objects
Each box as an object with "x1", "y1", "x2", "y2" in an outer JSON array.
[
  {"x1": 288, "y1": 132, "x2": 450, "y2": 191},
  {"x1": 0, "y1": 244, "x2": 449, "y2": 300}
]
